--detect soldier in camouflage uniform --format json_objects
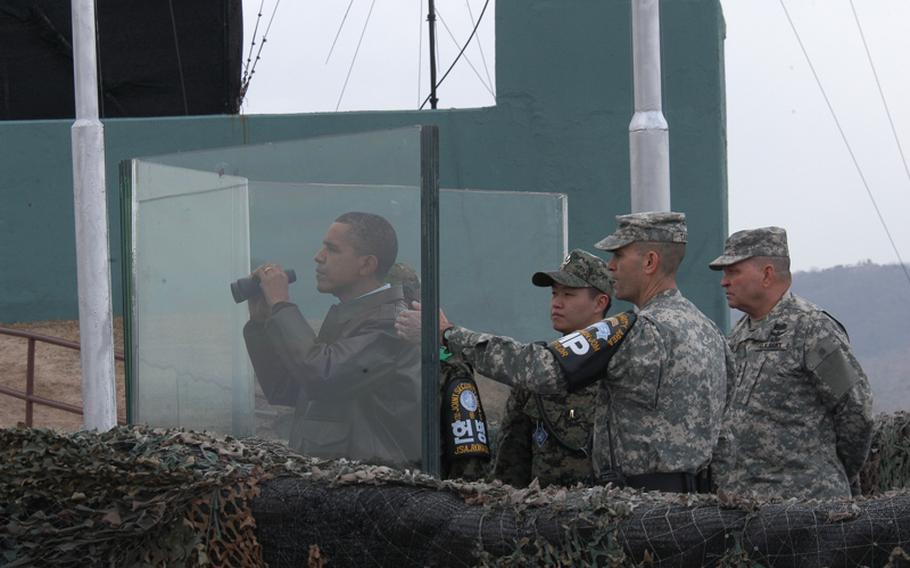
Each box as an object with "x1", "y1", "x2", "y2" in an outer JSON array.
[
  {"x1": 493, "y1": 249, "x2": 613, "y2": 488},
  {"x1": 709, "y1": 227, "x2": 874, "y2": 500},
  {"x1": 397, "y1": 212, "x2": 728, "y2": 493}
]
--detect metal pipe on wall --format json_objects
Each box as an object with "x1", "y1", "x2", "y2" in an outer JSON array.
[
  {"x1": 629, "y1": 0, "x2": 671, "y2": 213},
  {"x1": 71, "y1": 0, "x2": 117, "y2": 431}
]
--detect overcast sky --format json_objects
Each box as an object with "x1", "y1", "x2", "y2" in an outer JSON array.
[{"x1": 239, "y1": 0, "x2": 910, "y2": 274}]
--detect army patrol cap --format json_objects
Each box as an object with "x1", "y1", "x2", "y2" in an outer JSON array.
[
  {"x1": 532, "y1": 249, "x2": 613, "y2": 295},
  {"x1": 385, "y1": 262, "x2": 420, "y2": 302},
  {"x1": 709, "y1": 226, "x2": 789, "y2": 270},
  {"x1": 594, "y1": 211, "x2": 688, "y2": 251}
]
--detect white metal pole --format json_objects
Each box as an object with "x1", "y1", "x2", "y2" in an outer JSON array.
[
  {"x1": 629, "y1": 0, "x2": 671, "y2": 213},
  {"x1": 71, "y1": 0, "x2": 117, "y2": 431}
]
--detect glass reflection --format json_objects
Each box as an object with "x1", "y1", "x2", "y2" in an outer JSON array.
[{"x1": 242, "y1": 212, "x2": 420, "y2": 466}]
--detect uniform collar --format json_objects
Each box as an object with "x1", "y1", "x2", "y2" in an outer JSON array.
[
  {"x1": 743, "y1": 290, "x2": 795, "y2": 340},
  {"x1": 639, "y1": 287, "x2": 680, "y2": 311}
]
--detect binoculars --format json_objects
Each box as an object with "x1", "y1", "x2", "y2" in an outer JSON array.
[{"x1": 230, "y1": 269, "x2": 297, "y2": 303}]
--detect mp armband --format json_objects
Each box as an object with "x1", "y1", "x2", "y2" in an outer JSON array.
[
  {"x1": 441, "y1": 365, "x2": 491, "y2": 462},
  {"x1": 546, "y1": 310, "x2": 637, "y2": 392}
]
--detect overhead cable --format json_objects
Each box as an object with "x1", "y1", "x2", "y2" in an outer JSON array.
[
  {"x1": 435, "y1": 7, "x2": 495, "y2": 98},
  {"x1": 239, "y1": 0, "x2": 281, "y2": 106},
  {"x1": 326, "y1": 0, "x2": 356, "y2": 64},
  {"x1": 848, "y1": 0, "x2": 910, "y2": 196},
  {"x1": 242, "y1": 0, "x2": 265, "y2": 80},
  {"x1": 420, "y1": 0, "x2": 491, "y2": 110},
  {"x1": 335, "y1": 0, "x2": 377, "y2": 111},
  {"x1": 417, "y1": 0, "x2": 424, "y2": 107},
  {"x1": 465, "y1": 0, "x2": 494, "y2": 95},
  {"x1": 778, "y1": 0, "x2": 910, "y2": 287},
  {"x1": 167, "y1": 0, "x2": 189, "y2": 114}
]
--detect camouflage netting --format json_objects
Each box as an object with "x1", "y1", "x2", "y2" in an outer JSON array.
[
  {"x1": 253, "y1": 477, "x2": 910, "y2": 567},
  {"x1": 4, "y1": 413, "x2": 910, "y2": 567},
  {"x1": 858, "y1": 412, "x2": 910, "y2": 496},
  {"x1": 0, "y1": 427, "x2": 272, "y2": 567}
]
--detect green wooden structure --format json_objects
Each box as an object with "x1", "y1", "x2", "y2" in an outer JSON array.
[{"x1": 0, "y1": 0, "x2": 727, "y2": 326}]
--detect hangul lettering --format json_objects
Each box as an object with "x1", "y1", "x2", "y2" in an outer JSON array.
[
  {"x1": 475, "y1": 420, "x2": 487, "y2": 444},
  {"x1": 452, "y1": 419, "x2": 475, "y2": 444}
]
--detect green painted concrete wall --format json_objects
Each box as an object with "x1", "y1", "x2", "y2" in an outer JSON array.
[{"x1": 0, "y1": 0, "x2": 728, "y2": 326}]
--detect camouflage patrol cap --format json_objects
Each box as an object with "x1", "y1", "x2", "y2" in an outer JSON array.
[
  {"x1": 709, "y1": 226, "x2": 789, "y2": 270},
  {"x1": 385, "y1": 262, "x2": 421, "y2": 302},
  {"x1": 594, "y1": 211, "x2": 687, "y2": 251},
  {"x1": 532, "y1": 249, "x2": 613, "y2": 295}
]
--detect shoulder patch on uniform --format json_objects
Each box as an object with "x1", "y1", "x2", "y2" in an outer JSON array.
[{"x1": 807, "y1": 335, "x2": 858, "y2": 399}]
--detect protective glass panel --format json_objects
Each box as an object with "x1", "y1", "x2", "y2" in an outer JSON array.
[
  {"x1": 440, "y1": 189, "x2": 567, "y2": 343},
  {"x1": 126, "y1": 128, "x2": 431, "y2": 471},
  {"x1": 130, "y1": 162, "x2": 251, "y2": 435},
  {"x1": 438, "y1": 189, "x2": 567, "y2": 429}
]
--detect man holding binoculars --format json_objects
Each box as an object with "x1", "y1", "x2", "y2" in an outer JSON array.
[{"x1": 242, "y1": 211, "x2": 420, "y2": 467}]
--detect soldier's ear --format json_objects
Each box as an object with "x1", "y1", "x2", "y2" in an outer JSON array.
[
  {"x1": 760, "y1": 263, "x2": 775, "y2": 287},
  {"x1": 642, "y1": 250, "x2": 660, "y2": 275}
]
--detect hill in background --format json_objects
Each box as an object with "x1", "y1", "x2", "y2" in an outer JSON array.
[{"x1": 741, "y1": 261, "x2": 909, "y2": 413}]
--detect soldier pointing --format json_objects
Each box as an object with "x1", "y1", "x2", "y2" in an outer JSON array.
[{"x1": 398, "y1": 212, "x2": 729, "y2": 493}]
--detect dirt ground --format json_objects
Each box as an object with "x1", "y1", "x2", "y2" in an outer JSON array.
[
  {"x1": 0, "y1": 319, "x2": 126, "y2": 431},
  {"x1": 0, "y1": 319, "x2": 509, "y2": 433}
]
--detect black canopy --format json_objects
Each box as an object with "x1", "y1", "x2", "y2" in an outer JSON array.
[{"x1": 0, "y1": 0, "x2": 242, "y2": 120}]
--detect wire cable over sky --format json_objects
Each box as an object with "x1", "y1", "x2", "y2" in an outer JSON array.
[
  {"x1": 779, "y1": 0, "x2": 910, "y2": 288},
  {"x1": 243, "y1": 0, "x2": 265, "y2": 80},
  {"x1": 465, "y1": 0, "x2": 494, "y2": 96},
  {"x1": 239, "y1": 0, "x2": 281, "y2": 106},
  {"x1": 417, "y1": 0, "x2": 424, "y2": 108},
  {"x1": 435, "y1": 7, "x2": 495, "y2": 98},
  {"x1": 325, "y1": 0, "x2": 356, "y2": 65},
  {"x1": 420, "y1": 0, "x2": 491, "y2": 110},
  {"x1": 848, "y1": 0, "x2": 910, "y2": 198},
  {"x1": 336, "y1": 0, "x2": 377, "y2": 111}
]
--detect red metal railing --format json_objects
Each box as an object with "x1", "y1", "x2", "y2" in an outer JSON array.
[{"x1": 0, "y1": 325, "x2": 126, "y2": 427}]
